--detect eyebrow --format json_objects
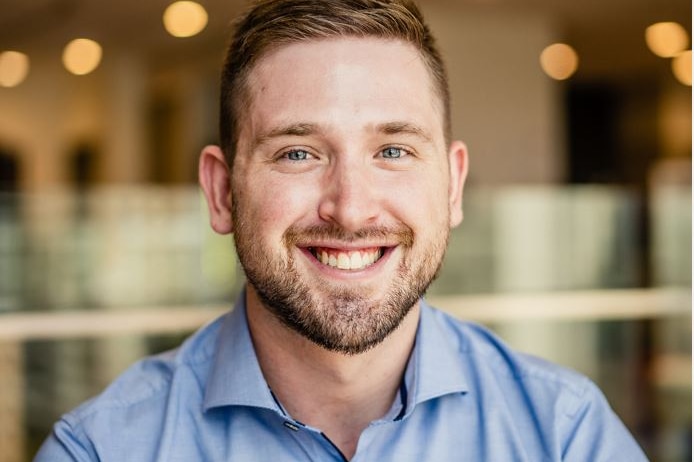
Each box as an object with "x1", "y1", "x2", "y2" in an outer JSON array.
[
  {"x1": 253, "y1": 122, "x2": 319, "y2": 149},
  {"x1": 252, "y1": 120, "x2": 434, "y2": 150},
  {"x1": 375, "y1": 121, "x2": 434, "y2": 143}
]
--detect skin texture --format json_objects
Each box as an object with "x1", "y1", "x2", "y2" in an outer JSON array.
[{"x1": 199, "y1": 37, "x2": 468, "y2": 459}]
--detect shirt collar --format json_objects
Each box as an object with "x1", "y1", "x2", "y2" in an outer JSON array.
[
  {"x1": 203, "y1": 293, "x2": 469, "y2": 414},
  {"x1": 404, "y1": 299, "x2": 469, "y2": 412},
  {"x1": 203, "y1": 290, "x2": 279, "y2": 413}
]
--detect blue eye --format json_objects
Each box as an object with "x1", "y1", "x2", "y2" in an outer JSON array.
[
  {"x1": 285, "y1": 149, "x2": 310, "y2": 161},
  {"x1": 381, "y1": 147, "x2": 403, "y2": 159}
]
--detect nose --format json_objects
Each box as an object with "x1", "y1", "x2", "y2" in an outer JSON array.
[{"x1": 317, "y1": 159, "x2": 379, "y2": 232}]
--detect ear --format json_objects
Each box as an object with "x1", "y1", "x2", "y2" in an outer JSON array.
[
  {"x1": 447, "y1": 140, "x2": 469, "y2": 228},
  {"x1": 199, "y1": 145, "x2": 234, "y2": 234}
]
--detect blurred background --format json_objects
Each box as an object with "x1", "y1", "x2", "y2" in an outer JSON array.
[{"x1": 0, "y1": 0, "x2": 691, "y2": 460}]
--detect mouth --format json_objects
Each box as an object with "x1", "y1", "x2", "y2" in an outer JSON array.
[{"x1": 307, "y1": 246, "x2": 386, "y2": 271}]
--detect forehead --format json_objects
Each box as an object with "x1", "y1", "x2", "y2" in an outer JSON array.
[{"x1": 241, "y1": 37, "x2": 445, "y2": 144}]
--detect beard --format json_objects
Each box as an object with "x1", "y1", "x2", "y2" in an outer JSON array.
[{"x1": 232, "y1": 203, "x2": 450, "y2": 355}]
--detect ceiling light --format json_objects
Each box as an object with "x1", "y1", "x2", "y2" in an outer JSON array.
[
  {"x1": 0, "y1": 51, "x2": 30, "y2": 88},
  {"x1": 645, "y1": 22, "x2": 689, "y2": 58},
  {"x1": 163, "y1": 1, "x2": 208, "y2": 38},
  {"x1": 63, "y1": 38, "x2": 103, "y2": 75},
  {"x1": 539, "y1": 43, "x2": 579, "y2": 81},
  {"x1": 672, "y1": 50, "x2": 692, "y2": 86}
]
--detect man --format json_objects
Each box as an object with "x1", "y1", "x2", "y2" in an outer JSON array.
[{"x1": 37, "y1": 0, "x2": 648, "y2": 460}]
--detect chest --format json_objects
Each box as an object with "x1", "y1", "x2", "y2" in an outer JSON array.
[{"x1": 124, "y1": 396, "x2": 559, "y2": 462}]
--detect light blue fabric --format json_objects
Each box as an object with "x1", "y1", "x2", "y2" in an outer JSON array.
[{"x1": 35, "y1": 293, "x2": 648, "y2": 461}]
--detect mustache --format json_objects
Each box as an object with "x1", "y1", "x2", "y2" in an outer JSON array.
[{"x1": 283, "y1": 224, "x2": 414, "y2": 248}]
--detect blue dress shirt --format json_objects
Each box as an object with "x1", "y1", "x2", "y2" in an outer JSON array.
[{"x1": 36, "y1": 293, "x2": 648, "y2": 461}]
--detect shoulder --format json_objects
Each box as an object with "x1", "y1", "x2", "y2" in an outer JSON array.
[
  {"x1": 422, "y1": 305, "x2": 647, "y2": 460},
  {"x1": 49, "y1": 314, "x2": 227, "y2": 450},
  {"x1": 425, "y1": 306, "x2": 599, "y2": 414}
]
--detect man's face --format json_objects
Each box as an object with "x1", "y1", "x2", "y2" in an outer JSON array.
[{"x1": 227, "y1": 37, "x2": 466, "y2": 354}]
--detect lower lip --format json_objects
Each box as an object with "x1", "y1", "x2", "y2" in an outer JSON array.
[{"x1": 299, "y1": 247, "x2": 394, "y2": 278}]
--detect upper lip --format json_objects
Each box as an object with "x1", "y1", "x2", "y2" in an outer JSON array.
[{"x1": 300, "y1": 242, "x2": 396, "y2": 250}]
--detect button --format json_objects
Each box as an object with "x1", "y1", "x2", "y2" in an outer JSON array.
[{"x1": 283, "y1": 421, "x2": 300, "y2": 432}]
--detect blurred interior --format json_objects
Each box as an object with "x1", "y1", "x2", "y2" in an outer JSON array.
[{"x1": 0, "y1": 0, "x2": 691, "y2": 461}]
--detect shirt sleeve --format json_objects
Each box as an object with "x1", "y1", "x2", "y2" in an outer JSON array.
[
  {"x1": 33, "y1": 419, "x2": 97, "y2": 462},
  {"x1": 560, "y1": 380, "x2": 649, "y2": 461}
]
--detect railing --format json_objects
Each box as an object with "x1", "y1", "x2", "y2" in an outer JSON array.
[{"x1": 0, "y1": 288, "x2": 689, "y2": 341}]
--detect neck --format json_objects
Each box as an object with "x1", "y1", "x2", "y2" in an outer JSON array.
[{"x1": 245, "y1": 285, "x2": 419, "y2": 459}]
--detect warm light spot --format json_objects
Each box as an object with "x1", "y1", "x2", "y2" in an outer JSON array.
[
  {"x1": 0, "y1": 51, "x2": 30, "y2": 87},
  {"x1": 645, "y1": 22, "x2": 689, "y2": 58},
  {"x1": 540, "y1": 43, "x2": 579, "y2": 80},
  {"x1": 62, "y1": 38, "x2": 103, "y2": 75},
  {"x1": 672, "y1": 50, "x2": 692, "y2": 86},
  {"x1": 163, "y1": 1, "x2": 208, "y2": 38}
]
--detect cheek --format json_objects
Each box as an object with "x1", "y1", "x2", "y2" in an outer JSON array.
[
  {"x1": 237, "y1": 173, "x2": 318, "y2": 233},
  {"x1": 390, "y1": 170, "x2": 450, "y2": 226}
]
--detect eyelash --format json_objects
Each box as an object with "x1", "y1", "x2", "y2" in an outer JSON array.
[
  {"x1": 280, "y1": 148, "x2": 313, "y2": 161},
  {"x1": 277, "y1": 146, "x2": 413, "y2": 162},
  {"x1": 379, "y1": 146, "x2": 412, "y2": 160}
]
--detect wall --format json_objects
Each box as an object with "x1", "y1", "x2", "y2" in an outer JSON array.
[
  {"x1": 423, "y1": 3, "x2": 566, "y2": 185},
  {"x1": 0, "y1": 6, "x2": 568, "y2": 190}
]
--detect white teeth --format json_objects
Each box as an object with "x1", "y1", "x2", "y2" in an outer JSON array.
[
  {"x1": 337, "y1": 253, "x2": 350, "y2": 269},
  {"x1": 350, "y1": 252, "x2": 362, "y2": 268},
  {"x1": 314, "y1": 248, "x2": 382, "y2": 270}
]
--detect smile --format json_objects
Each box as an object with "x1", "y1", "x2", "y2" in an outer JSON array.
[{"x1": 308, "y1": 247, "x2": 384, "y2": 271}]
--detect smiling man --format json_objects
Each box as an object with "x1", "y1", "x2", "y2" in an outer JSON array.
[{"x1": 36, "y1": 1, "x2": 648, "y2": 461}]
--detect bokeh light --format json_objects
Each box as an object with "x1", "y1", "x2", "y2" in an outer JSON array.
[
  {"x1": 671, "y1": 50, "x2": 692, "y2": 86},
  {"x1": 540, "y1": 43, "x2": 579, "y2": 80},
  {"x1": 645, "y1": 22, "x2": 689, "y2": 58},
  {"x1": 163, "y1": 1, "x2": 208, "y2": 38},
  {"x1": 0, "y1": 51, "x2": 30, "y2": 87},
  {"x1": 62, "y1": 38, "x2": 103, "y2": 76}
]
